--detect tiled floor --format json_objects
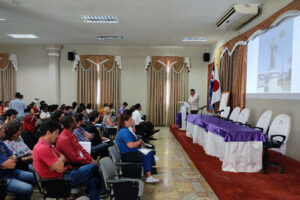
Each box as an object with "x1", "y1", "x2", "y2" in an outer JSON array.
[
  {"x1": 141, "y1": 127, "x2": 218, "y2": 200},
  {"x1": 29, "y1": 127, "x2": 217, "y2": 200}
]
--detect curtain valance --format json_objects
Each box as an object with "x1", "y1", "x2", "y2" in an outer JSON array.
[
  {"x1": 73, "y1": 55, "x2": 122, "y2": 72},
  {"x1": 145, "y1": 56, "x2": 190, "y2": 73},
  {"x1": 0, "y1": 54, "x2": 18, "y2": 71}
]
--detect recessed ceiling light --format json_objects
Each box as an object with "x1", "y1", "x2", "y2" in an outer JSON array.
[
  {"x1": 7, "y1": 34, "x2": 39, "y2": 39},
  {"x1": 0, "y1": 18, "x2": 6, "y2": 21},
  {"x1": 80, "y1": 15, "x2": 119, "y2": 23},
  {"x1": 97, "y1": 36, "x2": 124, "y2": 40},
  {"x1": 182, "y1": 37, "x2": 208, "y2": 41}
]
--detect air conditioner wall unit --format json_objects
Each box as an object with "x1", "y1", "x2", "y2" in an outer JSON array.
[{"x1": 216, "y1": 4, "x2": 260, "y2": 30}]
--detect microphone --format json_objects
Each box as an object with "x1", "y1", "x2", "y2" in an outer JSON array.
[
  {"x1": 215, "y1": 109, "x2": 224, "y2": 114},
  {"x1": 198, "y1": 105, "x2": 207, "y2": 111}
]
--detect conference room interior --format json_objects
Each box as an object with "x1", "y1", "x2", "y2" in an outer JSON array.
[{"x1": 1, "y1": 0, "x2": 300, "y2": 199}]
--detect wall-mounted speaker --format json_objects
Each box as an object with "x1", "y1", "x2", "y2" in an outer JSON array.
[
  {"x1": 203, "y1": 53, "x2": 210, "y2": 62},
  {"x1": 68, "y1": 52, "x2": 75, "y2": 61}
]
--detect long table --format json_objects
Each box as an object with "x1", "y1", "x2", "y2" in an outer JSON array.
[{"x1": 186, "y1": 114, "x2": 265, "y2": 173}]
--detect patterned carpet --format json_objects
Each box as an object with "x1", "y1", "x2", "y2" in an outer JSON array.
[{"x1": 27, "y1": 127, "x2": 217, "y2": 200}]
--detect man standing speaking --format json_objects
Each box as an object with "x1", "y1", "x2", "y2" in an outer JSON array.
[{"x1": 188, "y1": 89, "x2": 199, "y2": 114}]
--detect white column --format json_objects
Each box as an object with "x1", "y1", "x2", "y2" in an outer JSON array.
[{"x1": 46, "y1": 45, "x2": 63, "y2": 105}]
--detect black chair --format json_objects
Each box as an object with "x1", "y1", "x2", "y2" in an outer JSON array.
[
  {"x1": 106, "y1": 127, "x2": 118, "y2": 140},
  {"x1": 33, "y1": 168, "x2": 85, "y2": 200},
  {"x1": 261, "y1": 114, "x2": 291, "y2": 174},
  {"x1": 0, "y1": 179, "x2": 7, "y2": 200}
]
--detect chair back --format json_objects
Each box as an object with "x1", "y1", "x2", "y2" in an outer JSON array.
[
  {"x1": 269, "y1": 114, "x2": 291, "y2": 141},
  {"x1": 221, "y1": 106, "x2": 231, "y2": 119},
  {"x1": 108, "y1": 146, "x2": 121, "y2": 163},
  {"x1": 100, "y1": 157, "x2": 117, "y2": 189},
  {"x1": 255, "y1": 110, "x2": 273, "y2": 134},
  {"x1": 229, "y1": 107, "x2": 240, "y2": 122},
  {"x1": 236, "y1": 108, "x2": 250, "y2": 124},
  {"x1": 32, "y1": 168, "x2": 44, "y2": 194},
  {"x1": 114, "y1": 140, "x2": 120, "y2": 153}
]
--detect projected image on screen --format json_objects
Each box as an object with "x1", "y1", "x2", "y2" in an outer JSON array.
[{"x1": 247, "y1": 14, "x2": 300, "y2": 98}]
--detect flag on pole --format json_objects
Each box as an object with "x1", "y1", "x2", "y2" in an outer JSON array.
[{"x1": 211, "y1": 64, "x2": 221, "y2": 105}]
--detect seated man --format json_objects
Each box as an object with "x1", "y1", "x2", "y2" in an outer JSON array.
[
  {"x1": 73, "y1": 114, "x2": 109, "y2": 158},
  {"x1": 33, "y1": 120, "x2": 102, "y2": 200},
  {"x1": 132, "y1": 103, "x2": 159, "y2": 141},
  {"x1": 56, "y1": 115, "x2": 97, "y2": 164},
  {"x1": 0, "y1": 123, "x2": 34, "y2": 200}
]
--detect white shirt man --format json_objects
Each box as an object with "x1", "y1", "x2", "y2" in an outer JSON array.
[
  {"x1": 132, "y1": 109, "x2": 144, "y2": 125},
  {"x1": 188, "y1": 89, "x2": 199, "y2": 114}
]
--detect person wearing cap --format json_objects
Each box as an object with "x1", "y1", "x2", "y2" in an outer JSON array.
[{"x1": 9, "y1": 92, "x2": 27, "y2": 120}]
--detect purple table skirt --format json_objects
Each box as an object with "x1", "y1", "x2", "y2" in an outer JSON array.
[
  {"x1": 186, "y1": 114, "x2": 265, "y2": 142},
  {"x1": 176, "y1": 112, "x2": 182, "y2": 128}
]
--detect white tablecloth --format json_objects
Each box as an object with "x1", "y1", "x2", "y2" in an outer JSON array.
[{"x1": 186, "y1": 122, "x2": 263, "y2": 173}]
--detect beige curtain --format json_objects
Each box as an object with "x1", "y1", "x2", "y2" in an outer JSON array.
[
  {"x1": 99, "y1": 62, "x2": 121, "y2": 110},
  {"x1": 77, "y1": 55, "x2": 120, "y2": 110},
  {"x1": 0, "y1": 54, "x2": 16, "y2": 101},
  {"x1": 77, "y1": 65, "x2": 98, "y2": 110},
  {"x1": 220, "y1": 45, "x2": 247, "y2": 109},
  {"x1": 147, "y1": 64, "x2": 167, "y2": 126},
  {"x1": 168, "y1": 65, "x2": 189, "y2": 125},
  {"x1": 147, "y1": 56, "x2": 189, "y2": 126}
]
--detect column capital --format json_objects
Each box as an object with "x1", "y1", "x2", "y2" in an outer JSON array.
[{"x1": 46, "y1": 45, "x2": 63, "y2": 57}]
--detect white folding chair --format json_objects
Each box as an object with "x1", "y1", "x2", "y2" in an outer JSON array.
[
  {"x1": 236, "y1": 108, "x2": 250, "y2": 124},
  {"x1": 220, "y1": 106, "x2": 231, "y2": 119},
  {"x1": 228, "y1": 107, "x2": 240, "y2": 122},
  {"x1": 254, "y1": 110, "x2": 273, "y2": 134}
]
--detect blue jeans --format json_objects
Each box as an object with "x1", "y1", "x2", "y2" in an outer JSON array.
[
  {"x1": 91, "y1": 142, "x2": 109, "y2": 154},
  {"x1": 64, "y1": 164, "x2": 102, "y2": 200},
  {"x1": 142, "y1": 151, "x2": 155, "y2": 173},
  {"x1": 6, "y1": 169, "x2": 34, "y2": 200}
]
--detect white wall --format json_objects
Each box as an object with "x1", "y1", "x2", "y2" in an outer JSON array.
[{"x1": 1, "y1": 45, "x2": 208, "y2": 115}]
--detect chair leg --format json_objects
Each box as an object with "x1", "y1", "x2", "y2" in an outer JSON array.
[
  {"x1": 269, "y1": 161, "x2": 285, "y2": 174},
  {"x1": 261, "y1": 147, "x2": 268, "y2": 174}
]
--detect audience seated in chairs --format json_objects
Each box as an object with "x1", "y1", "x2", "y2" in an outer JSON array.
[
  {"x1": 65, "y1": 106, "x2": 73, "y2": 116},
  {"x1": 86, "y1": 103, "x2": 93, "y2": 114},
  {"x1": 33, "y1": 120, "x2": 103, "y2": 200},
  {"x1": 1, "y1": 109, "x2": 18, "y2": 125},
  {"x1": 115, "y1": 110, "x2": 159, "y2": 183},
  {"x1": 3, "y1": 121, "x2": 33, "y2": 171},
  {"x1": 74, "y1": 113, "x2": 109, "y2": 158},
  {"x1": 0, "y1": 123, "x2": 34, "y2": 200},
  {"x1": 132, "y1": 103, "x2": 159, "y2": 142},
  {"x1": 21, "y1": 116, "x2": 39, "y2": 150},
  {"x1": 103, "y1": 107, "x2": 117, "y2": 128},
  {"x1": 30, "y1": 102, "x2": 40, "y2": 117},
  {"x1": 39, "y1": 104, "x2": 51, "y2": 121},
  {"x1": 85, "y1": 111, "x2": 109, "y2": 157}
]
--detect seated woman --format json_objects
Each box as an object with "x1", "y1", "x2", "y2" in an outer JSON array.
[
  {"x1": 0, "y1": 123, "x2": 34, "y2": 200},
  {"x1": 39, "y1": 104, "x2": 50, "y2": 121},
  {"x1": 30, "y1": 102, "x2": 40, "y2": 117},
  {"x1": 21, "y1": 116, "x2": 39, "y2": 150},
  {"x1": 3, "y1": 121, "x2": 33, "y2": 171},
  {"x1": 50, "y1": 110, "x2": 65, "y2": 131},
  {"x1": 115, "y1": 110, "x2": 159, "y2": 183},
  {"x1": 103, "y1": 107, "x2": 117, "y2": 129},
  {"x1": 1, "y1": 109, "x2": 18, "y2": 125}
]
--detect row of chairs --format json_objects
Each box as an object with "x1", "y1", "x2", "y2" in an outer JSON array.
[{"x1": 220, "y1": 106, "x2": 291, "y2": 174}]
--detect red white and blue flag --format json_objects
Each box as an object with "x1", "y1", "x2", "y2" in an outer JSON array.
[{"x1": 209, "y1": 63, "x2": 221, "y2": 105}]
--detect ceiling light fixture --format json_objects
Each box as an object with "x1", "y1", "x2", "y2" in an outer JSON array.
[
  {"x1": 97, "y1": 35, "x2": 124, "y2": 40},
  {"x1": 7, "y1": 34, "x2": 39, "y2": 38},
  {"x1": 0, "y1": 18, "x2": 6, "y2": 21},
  {"x1": 182, "y1": 37, "x2": 208, "y2": 42},
  {"x1": 80, "y1": 15, "x2": 119, "y2": 23}
]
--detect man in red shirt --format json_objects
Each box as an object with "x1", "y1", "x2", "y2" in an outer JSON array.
[
  {"x1": 33, "y1": 120, "x2": 102, "y2": 200},
  {"x1": 56, "y1": 116, "x2": 97, "y2": 164}
]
